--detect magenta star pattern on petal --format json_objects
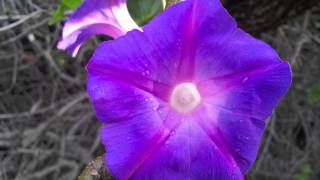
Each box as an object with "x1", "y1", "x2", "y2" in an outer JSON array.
[
  {"x1": 86, "y1": 0, "x2": 292, "y2": 179},
  {"x1": 58, "y1": 0, "x2": 140, "y2": 57}
]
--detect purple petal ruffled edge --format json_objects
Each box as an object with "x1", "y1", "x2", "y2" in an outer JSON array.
[{"x1": 57, "y1": 0, "x2": 140, "y2": 57}]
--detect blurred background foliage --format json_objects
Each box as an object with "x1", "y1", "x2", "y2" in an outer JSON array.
[
  {"x1": 0, "y1": 0, "x2": 320, "y2": 180},
  {"x1": 294, "y1": 164, "x2": 313, "y2": 180},
  {"x1": 308, "y1": 82, "x2": 320, "y2": 103},
  {"x1": 49, "y1": 0, "x2": 83, "y2": 25}
]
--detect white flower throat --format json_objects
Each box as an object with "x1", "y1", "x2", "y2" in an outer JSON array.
[{"x1": 170, "y1": 83, "x2": 201, "y2": 114}]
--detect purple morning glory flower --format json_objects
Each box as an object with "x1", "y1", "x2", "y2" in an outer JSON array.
[
  {"x1": 57, "y1": 0, "x2": 139, "y2": 57},
  {"x1": 86, "y1": 0, "x2": 292, "y2": 179}
]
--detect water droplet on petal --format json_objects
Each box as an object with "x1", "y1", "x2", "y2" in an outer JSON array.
[
  {"x1": 170, "y1": 130, "x2": 176, "y2": 135},
  {"x1": 165, "y1": 140, "x2": 170, "y2": 146},
  {"x1": 242, "y1": 77, "x2": 249, "y2": 83}
]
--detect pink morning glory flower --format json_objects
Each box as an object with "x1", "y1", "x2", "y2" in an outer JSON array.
[
  {"x1": 84, "y1": 0, "x2": 292, "y2": 179},
  {"x1": 57, "y1": 0, "x2": 139, "y2": 57}
]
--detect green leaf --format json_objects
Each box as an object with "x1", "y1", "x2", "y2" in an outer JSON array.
[
  {"x1": 49, "y1": 4, "x2": 67, "y2": 25},
  {"x1": 127, "y1": 0, "x2": 166, "y2": 25},
  {"x1": 294, "y1": 164, "x2": 313, "y2": 180},
  {"x1": 301, "y1": 164, "x2": 312, "y2": 174},
  {"x1": 62, "y1": 0, "x2": 83, "y2": 10},
  {"x1": 308, "y1": 82, "x2": 320, "y2": 103},
  {"x1": 49, "y1": 0, "x2": 83, "y2": 25}
]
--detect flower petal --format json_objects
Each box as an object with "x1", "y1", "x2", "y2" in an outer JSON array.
[
  {"x1": 174, "y1": 0, "x2": 237, "y2": 81},
  {"x1": 188, "y1": 0, "x2": 292, "y2": 173},
  {"x1": 198, "y1": 62, "x2": 292, "y2": 173},
  {"x1": 87, "y1": 74, "x2": 159, "y2": 123},
  {"x1": 86, "y1": 0, "x2": 234, "y2": 97},
  {"x1": 58, "y1": 0, "x2": 139, "y2": 57},
  {"x1": 88, "y1": 74, "x2": 181, "y2": 179},
  {"x1": 195, "y1": 27, "x2": 282, "y2": 81},
  {"x1": 86, "y1": 1, "x2": 192, "y2": 100},
  {"x1": 100, "y1": 108, "x2": 181, "y2": 180},
  {"x1": 130, "y1": 120, "x2": 244, "y2": 180},
  {"x1": 86, "y1": 3, "x2": 198, "y2": 178}
]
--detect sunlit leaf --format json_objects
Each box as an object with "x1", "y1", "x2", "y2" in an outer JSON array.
[
  {"x1": 49, "y1": 4, "x2": 67, "y2": 25},
  {"x1": 49, "y1": 0, "x2": 83, "y2": 25},
  {"x1": 62, "y1": 0, "x2": 83, "y2": 10}
]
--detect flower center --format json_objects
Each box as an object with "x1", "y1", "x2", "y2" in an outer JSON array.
[{"x1": 170, "y1": 83, "x2": 201, "y2": 114}]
